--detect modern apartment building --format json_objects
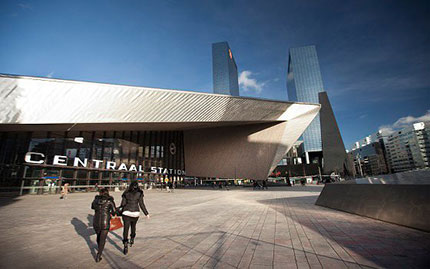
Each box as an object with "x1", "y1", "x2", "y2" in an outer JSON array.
[
  {"x1": 349, "y1": 130, "x2": 388, "y2": 152},
  {"x1": 348, "y1": 130, "x2": 390, "y2": 174},
  {"x1": 349, "y1": 142, "x2": 388, "y2": 176},
  {"x1": 385, "y1": 122, "x2": 430, "y2": 173}
]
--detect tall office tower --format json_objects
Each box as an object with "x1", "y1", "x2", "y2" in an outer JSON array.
[
  {"x1": 287, "y1": 45, "x2": 325, "y2": 163},
  {"x1": 212, "y1": 42, "x2": 239, "y2": 96}
]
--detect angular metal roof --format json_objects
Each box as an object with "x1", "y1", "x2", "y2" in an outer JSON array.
[{"x1": 0, "y1": 74, "x2": 320, "y2": 128}]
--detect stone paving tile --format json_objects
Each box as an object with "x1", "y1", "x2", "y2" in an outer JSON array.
[{"x1": 0, "y1": 186, "x2": 430, "y2": 268}]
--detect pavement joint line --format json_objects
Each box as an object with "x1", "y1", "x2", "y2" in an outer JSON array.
[
  {"x1": 311, "y1": 209, "x2": 378, "y2": 268},
  {"x1": 272, "y1": 193, "x2": 278, "y2": 269},
  {"x1": 292, "y1": 202, "x2": 336, "y2": 268},
  {"x1": 145, "y1": 209, "x2": 232, "y2": 268},
  {"x1": 228, "y1": 206, "x2": 266, "y2": 267},
  {"x1": 247, "y1": 198, "x2": 273, "y2": 267},
  {"x1": 201, "y1": 207, "x2": 254, "y2": 268},
  {"x1": 316, "y1": 219, "x2": 364, "y2": 267},
  {"x1": 186, "y1": 208, "x2": 245, "y2": 268},
  {"x1": 211, "y1": 203, "x2": 260, "y2": 268},
  {"x1": 236, "y1": 202, "x2": 269, "y2": 268},
  {"x1": 299, "y1": 204, "x2": 354, "y2": 268},
  {"x1": 172, "y1": 207, "x2": 255, "y2": 268}
]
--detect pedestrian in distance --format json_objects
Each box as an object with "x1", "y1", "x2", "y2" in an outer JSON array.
[
  {"x1": 119, "y1": 181, "x2": 150, "y2": 255},
  {"x1": 262, "y1": 180, "x2": 268, "y2": 190},
  {"x1": 91, "y1": 188, "x2": 117, "y2": 262},
  {"x1": 60, "y1": 183, "x2": 70, "y2": 199},
  {"x1": 253, "y1": 180, "x2": 259, "y2": 190}
]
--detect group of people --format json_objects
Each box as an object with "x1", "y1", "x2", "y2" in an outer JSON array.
[
  {"x1": 211, "y1": 181, "x2": 230, "y2": 190},
  {"x1": 91, "y1": 181, "x2": 150, "y2": 262},
  {"x1": 253, "y1": 180, "x2": 268, "y2": 190}
]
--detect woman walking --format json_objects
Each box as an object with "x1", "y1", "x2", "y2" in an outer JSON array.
[
  {"x1": 120, "y1": 181, "x2": 150, "y2": 254},
  {"x1": 60, "y1": 183, "x2": 70, "y2": 199},
  {"x1": 91, "y1": 188, "x2": 117, "y2": 262}
]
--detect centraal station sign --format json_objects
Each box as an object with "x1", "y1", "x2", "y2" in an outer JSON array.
[{"x1": 24, "y1": 152, "x2": 186, "y2": 175}]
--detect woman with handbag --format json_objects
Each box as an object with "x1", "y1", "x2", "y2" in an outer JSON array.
[
  {"x1": 119, "y1": 181, "x2": 150, "y2": 255},
  {"x1": 91, "y1": 188, "x2": 117, "y2": 262}
]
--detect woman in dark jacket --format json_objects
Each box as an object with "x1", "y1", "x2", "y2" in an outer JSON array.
[
  {"x1": 120, "y1": 181, "x2": 150, "y2": 254},
  {"x1": 91, "y1": 188, "x2": 117, "y2": 262}
]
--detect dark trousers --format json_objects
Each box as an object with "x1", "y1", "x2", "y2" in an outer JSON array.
[
  {"x1": 96, "y1": 230, "x2": 109, "y2": 255},
  {"x1": 122, "y1": 215, "x2": 139, "y2": 241}
]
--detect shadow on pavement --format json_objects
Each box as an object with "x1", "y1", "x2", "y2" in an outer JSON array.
[
  {"x1": 139, "y1": 230, "x2": 363, "y2": 268},
  {"x1": 84, "y1": 214, "x2": 123, "y2": 253},
  {"x1": 0, "y1": 193, "x2": 24, "y2": 208},
  {"x1": 257, "y1": 196, "x2": 430, "y2": 268},
  {"x1": 72, "y1": 215, "x2": 141, "y2": 267},
  {"x1": 71, "y1": 217, "x2": 97, "y2": 260}
]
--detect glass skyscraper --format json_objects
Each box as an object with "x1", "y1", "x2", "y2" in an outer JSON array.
[
  {"x1": 212, "y1": 42, "x2": 239, "y2": 96},
  {"x1": 287, "y1": 45, "x2": 325, "y2": 154}
]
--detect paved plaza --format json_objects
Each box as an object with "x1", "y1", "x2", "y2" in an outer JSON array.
[{"x1": 0, "y1": 186, "x2": 429, "y2": 268}]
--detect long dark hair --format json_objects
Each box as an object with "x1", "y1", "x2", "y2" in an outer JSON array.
[
  {"x1": 127, "y1": 181, "x2": 142, "y2": 193},
  {"x1": 99, "y1": 187, "x2": 110, "y2": 197}
]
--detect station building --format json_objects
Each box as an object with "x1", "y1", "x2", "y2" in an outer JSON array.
[{"x1": 0, "y1": 74, "x2": 319, "y2": 193}]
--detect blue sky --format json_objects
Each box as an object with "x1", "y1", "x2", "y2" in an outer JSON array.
[{"x1": 1, "y1": 0, "x2": 429, "y2": 147}]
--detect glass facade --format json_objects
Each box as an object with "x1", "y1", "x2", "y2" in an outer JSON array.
[
  {"x1": 212, "y1": 42, "x2": 239, "y2": 96},
  {"x1": 0, "y1": 130, "x2": 185, "y2": 194},
  {"x1": 385, "y1": 122, "x2": 430, "y2": 172},
  {"x1": 287, "y1": 45, "x2": 324, "y2": 153}
]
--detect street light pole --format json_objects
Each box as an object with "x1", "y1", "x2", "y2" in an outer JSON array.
[{"x1": 356, "y1": 153, "x2": 363, "y2": 177}]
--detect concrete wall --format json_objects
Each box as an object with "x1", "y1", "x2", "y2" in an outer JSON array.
[
  {"x1": 354, "y1": 169, "x2": 430, "y2": 185},
  {"x1": 319, "y1": 91, "x2": 352, "y2": 176},
  {"x1": 316, "y1": 183, "x2": 430, "y2": 232},
  {"x1": 184, "y1": 122, "x2": 287, "y2": 180}
]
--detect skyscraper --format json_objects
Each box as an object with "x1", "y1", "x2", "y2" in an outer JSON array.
[
  {"x1": 212, "y1": 42, "x2": 239, "y2": 96},
  {"x1": 287, "y1": 45, "x2": 325, "y2": 161}
]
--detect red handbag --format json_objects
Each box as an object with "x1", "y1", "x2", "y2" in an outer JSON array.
[{"x1": 109, "y1": 216, "x2": 123, "y2": 231}]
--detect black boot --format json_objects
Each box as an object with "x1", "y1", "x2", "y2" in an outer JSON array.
[
  {"x1": 123, "y1": 239, "x2": 128, "y2": 255},
  {"x1": 129, "y1": 237, "x2": 135, "y2": 247},
  {"x1": 95, "y1": 252, "x2": 102, "y2": 262}
]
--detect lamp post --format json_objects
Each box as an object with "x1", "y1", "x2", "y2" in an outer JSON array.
[{"x1": 356, "y1": 153, "x2": 363, "y2": 177}]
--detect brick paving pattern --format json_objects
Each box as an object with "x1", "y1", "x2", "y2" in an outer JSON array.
[{"x1": 0, "y1": 186, "x2": 429, "y2": 268}]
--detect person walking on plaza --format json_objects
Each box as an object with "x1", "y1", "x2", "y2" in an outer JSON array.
[
  {"x1": 119, "y1": 181, "x2": 150, "y2": 255},
  {"x1": 91, "y1": 188, "x2": 117, "y2": 262},
  {"x1": 262, "y1": 180, "x2": 268, "y2": 190},
  {"x1": 60, "y1": 183, "x2": 70, "y2": 199},
  {"x1": 253, "y1": 180, "x2": 259, "y2": 190}
]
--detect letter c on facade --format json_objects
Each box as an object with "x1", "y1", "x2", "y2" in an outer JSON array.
[{"x1": 25, "y1": 152, "x2": 45, "y2": 164}]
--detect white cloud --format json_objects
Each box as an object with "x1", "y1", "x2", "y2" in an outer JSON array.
[
  {"x1": 238, "y1": 70, "x2": 265, "y2": 94},
  {"x1": 19, "y1": 3, "x2": 32, "y2": 9},
  {"x1": 378, "y1": 126, "x2": 396, "y2": 136},
  {"x1": 379, "y1": 110, "x2": 430, "y2": 135}
]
